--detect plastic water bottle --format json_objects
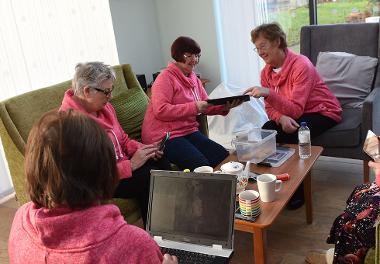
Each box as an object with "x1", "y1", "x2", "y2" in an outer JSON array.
[{"x1": 298, "y1": 122, "x2": 311, "y2": 159}]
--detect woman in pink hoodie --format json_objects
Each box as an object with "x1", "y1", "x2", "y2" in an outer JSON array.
[
  {"x1": 60, "y1": 62, "x2": 171, "y2": 225},
  {"x1": 245, "y1": 23, "x2": 342, "y2": 210},
  {"x1": 8, "y1": 110, "x2": 177, "y2": 264},
  {"x1": 142, "y1": 36, "x2": 242, "y2": 171}
]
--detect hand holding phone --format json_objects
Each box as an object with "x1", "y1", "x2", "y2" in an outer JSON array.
[
  {"x1": 363, "y1": 130, "x2": 380, "y2": 161},
  {"x1": 158, "y1": 132, "x2": 170, "y2": 151}
]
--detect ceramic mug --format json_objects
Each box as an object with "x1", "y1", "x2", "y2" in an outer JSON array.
[{"x1": 257, "y1": 173, "x2": 282, "y2": 202}]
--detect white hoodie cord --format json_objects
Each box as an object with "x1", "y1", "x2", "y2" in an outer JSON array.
[{"x1": 108, "y1": 130, "x2": 124, "y2": 160}]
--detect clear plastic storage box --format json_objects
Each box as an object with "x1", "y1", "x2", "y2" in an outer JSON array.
[{"x1": 231, "y1": 128, "x2": 277, "y2": 163}]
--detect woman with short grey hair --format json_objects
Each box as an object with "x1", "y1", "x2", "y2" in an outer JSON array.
[
  {"x1": 72, "y1": 62, "x2": 116, "y2": 95},
  {"x1": 60, "y1": 61, "x2": 171, "y2": 226}
]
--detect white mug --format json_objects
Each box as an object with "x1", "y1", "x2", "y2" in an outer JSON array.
[
  {"x1": 257, "y1": 174, "x2": 282, "y2": 202},
  {"x1": 193, "y1": 166, "x2": 214, "y2": 173}
]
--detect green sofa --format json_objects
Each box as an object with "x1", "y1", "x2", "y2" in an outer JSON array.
[{"x1": 0, "y1": 64, "x2": 147, "y2": 224}]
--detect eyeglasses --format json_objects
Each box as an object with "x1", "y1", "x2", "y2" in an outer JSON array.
[
  {"x1": 183, "y1": 54, "x2": 201, "y2": 61},
  {"x1": 92, "y1": 87, "x2": 113, "y2": 96},
  {"x1": 253, "y1": 42, "x2": 271, "y2": 53}
]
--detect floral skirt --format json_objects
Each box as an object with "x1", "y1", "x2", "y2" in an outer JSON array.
[{"x1": 327, "y1": 182, "x2": 380, "y2": 264}]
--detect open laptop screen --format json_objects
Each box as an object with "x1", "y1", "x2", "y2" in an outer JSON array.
[{"x1": 147, "y1": 170, "x2": 236, "y2": 248}]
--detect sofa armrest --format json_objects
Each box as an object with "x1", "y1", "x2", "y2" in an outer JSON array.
[
  {"x1": 196, "y1": 114, "x2": 209, "y2": 137},
  {"x1": 0, "y1": 117, "x2": 27, "y2": 205},
  {"x1": 363, "y1": 87, "x2": 380, "y2": 135}
]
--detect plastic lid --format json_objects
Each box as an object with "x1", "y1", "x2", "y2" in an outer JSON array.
[{"x1": 300, "y1": 122, "x2": 307, "y2": 127}]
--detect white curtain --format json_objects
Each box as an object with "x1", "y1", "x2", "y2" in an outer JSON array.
[
  {"x1": 0, "y1": 0, "x2": 119, "y2": 199},
  {"x1": 209, "y1": 0, "x2": 269, "y2": 147},
  {"x1": 213, "y1": 0, "x2": 269, "y2": 90}
]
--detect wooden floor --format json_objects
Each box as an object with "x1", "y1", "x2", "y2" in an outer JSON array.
[{"x1": 0, "y1": 156, "x2": 372, "y2": 264}]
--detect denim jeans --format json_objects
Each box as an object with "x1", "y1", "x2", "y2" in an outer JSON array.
[{"x1": 164, "y1": 131, "x2": 229, "y2": 171}]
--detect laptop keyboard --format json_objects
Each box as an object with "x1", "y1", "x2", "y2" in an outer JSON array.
[{"x1": 161, "y1": 247, "x2": 227, "y2": 264}]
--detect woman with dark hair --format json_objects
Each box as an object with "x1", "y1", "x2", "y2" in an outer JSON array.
[
  {"x1": 59, "y1": 62, "x2": 171, "y2": 225},
  {"x1": 8, "y1": 110, "x2": 177, "y2": 264},
  {"x1": 244, "y1": 23, "x2": 342, "y2": 209},
  {"x1": 142, "y1": 36, "x2": 242, "y2": 170}
]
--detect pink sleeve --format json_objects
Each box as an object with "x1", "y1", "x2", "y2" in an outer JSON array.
[
  {"x1": 261, "y1": 72, "x2": 283, "y2": 122},
  {"x1": 116, "y1": 159, "x2": 133, "y2": 179},
  {"x1": 151, "y1": 73, "x2": 198, "y2": 121},
  {"x1": 265, "y1": 60, "x2": 314, "y2": 120}
]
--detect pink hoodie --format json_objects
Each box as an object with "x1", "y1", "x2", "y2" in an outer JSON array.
[
  {"x1": 262, "y1": 49, "x2": 342, "y2": 123},
  {"x1": 60, "y1": 90, "x2": 144, "y2": 179},
  {"x1": 8, "y1": 202, "x2": 163, "y2": 264},
  {"x1": 142, "y1": 62, "x2": 228, "y2": 144}
]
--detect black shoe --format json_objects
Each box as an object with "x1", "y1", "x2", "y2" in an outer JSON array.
[
  {"x1": 286, "y1": 183, "x2": 305, "y2": 210},
  {"x1": 286, "y1": 197, "x2": 305, "y2": 210}
]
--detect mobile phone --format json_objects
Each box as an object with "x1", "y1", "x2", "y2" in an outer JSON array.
[
  {"x1": 158, "y1": 132, "x2": 170, "y2": 151},
  {"x1": 363, "y1": 130, "x2": 380, "y2": 161}
]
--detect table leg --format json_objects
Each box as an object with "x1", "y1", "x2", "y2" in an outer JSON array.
[
  {"x1": 304, "y1": 171, "x2": 313, "y2": 224},
  {"x1": 253, "y1": 227, "x2": 266, "y2": 264}
]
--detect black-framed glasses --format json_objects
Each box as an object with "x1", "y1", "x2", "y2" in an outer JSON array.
[
  {"x1": 183, "y1": 54, "x2": 201, "y2": 61},
  {"x1": 92, "y1": 87, "x2": 113, "y2": 96}
]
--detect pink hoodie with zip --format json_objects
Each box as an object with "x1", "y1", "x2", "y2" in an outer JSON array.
[
  {"x1": 262, "y1": 49, "x2": 342, "y2": 123},
  {"x1": 60, "y1": 90, "x2": 144, "y2": 179},
  {"x1": 142, "y1": 62, "x2": 228, "y2": 144},
  {"x1": 8, "y1": 202, "x2": 163, "y2": 264}
]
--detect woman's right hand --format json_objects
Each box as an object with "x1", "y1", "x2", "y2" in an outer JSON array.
[
  {"x1": 196, "y1": 101, "x2": 209, "y2": 113},
  {"x1": 244, "y1": 86, "x2": 269, "y2": 98},
  {"x1": 162, "y1": 254, "x2": 178, "y2": 264},
  {"x1": 130, "y1": 145, "x2": 158, "y2": 170}
]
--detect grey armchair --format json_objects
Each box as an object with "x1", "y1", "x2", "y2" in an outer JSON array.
[{"x1": 300, "y1": 22, "x2": 380, "y2": 182}]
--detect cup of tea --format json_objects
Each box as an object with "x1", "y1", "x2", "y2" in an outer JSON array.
[
  {"x1": 257, "y1": 174, "x2": 282, "y2": 202},
  {"x1": 193, "y1": 166, "x2": 214, "y2": 173}
]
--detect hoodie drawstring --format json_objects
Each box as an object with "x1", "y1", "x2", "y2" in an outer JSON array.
[{"x1": 108, "y1": 130, "x2": 123, "y2": 160}]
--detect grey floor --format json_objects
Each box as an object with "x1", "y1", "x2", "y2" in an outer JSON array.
[{"x1": 0, "y1": 156, "x2": 372, "y2": 264}]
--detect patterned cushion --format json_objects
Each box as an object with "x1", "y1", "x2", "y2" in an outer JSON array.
[{"x1": 110, "y1": 86, "x2": 148, "y2": 141}]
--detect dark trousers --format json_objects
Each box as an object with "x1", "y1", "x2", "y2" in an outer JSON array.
[
  {"x1": 113, "y1": 158, "x2": 171, "y2": 225},
  {"x1": 263, "y1": 113, "x2": 337, "y2": 203},
  {"x1": 164, "y1": 131, "x2": 229, "y2": 171},
  {"x1": 263, "y1": 113, "x2": 337, "y2": 144}
]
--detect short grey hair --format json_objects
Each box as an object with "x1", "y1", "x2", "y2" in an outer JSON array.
[{"x1": 72, "y1": 62, "x2": 116, "y2": 95}]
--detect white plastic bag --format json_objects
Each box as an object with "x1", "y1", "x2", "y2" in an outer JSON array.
[{"x1": 207, "y1": 83, "x2": 268, "y2": 149}]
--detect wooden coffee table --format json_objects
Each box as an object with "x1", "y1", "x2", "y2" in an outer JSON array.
[{"x1": 215, "y1": 144, "x2": 323, "y2": 264}]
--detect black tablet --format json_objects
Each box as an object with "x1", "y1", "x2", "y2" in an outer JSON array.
[{"x1": 207, "y1": 95, "x2": 250, "y2": 105}]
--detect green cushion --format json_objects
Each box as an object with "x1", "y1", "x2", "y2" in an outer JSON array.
[
  {"x1": 111, "y1": 198, "x2": 141, "y2": 224},
  {"x1": 365, "y1": 248, "x2": 375, "y2": 264},
  {"x1": 111, "y1": 65, "x2": 129, "y2": 98},
  {"x1": 110, "y1": 86, "x2": 148, "y2": 141}
]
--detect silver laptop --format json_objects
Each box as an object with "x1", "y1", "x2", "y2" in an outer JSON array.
[{"x1": 146, "y1": 170, "x2": 236, "y2": 264}]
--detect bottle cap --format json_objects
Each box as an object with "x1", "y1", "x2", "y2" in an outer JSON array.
[{"x1": 300, "y1": 122, "x2": 307, "y2": 127}]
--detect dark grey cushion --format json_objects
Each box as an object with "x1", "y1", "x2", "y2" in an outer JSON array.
[
  {"x1": 313, "y1": 108, "x2": 362, "y2": 147},
  {"x1": 316, "y1": 52, "x2": 378, "y2": 108}
]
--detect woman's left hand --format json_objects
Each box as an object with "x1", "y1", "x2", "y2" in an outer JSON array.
[
  {"x1": 369, "y1": 160, "x2": 380, "y2": 175},
  {"x1": 244, "y1": 86, "x2": 269, "y2": 98},
  {"x1": 223, "y1": 99, "x2": 244, "y2": 111}
]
